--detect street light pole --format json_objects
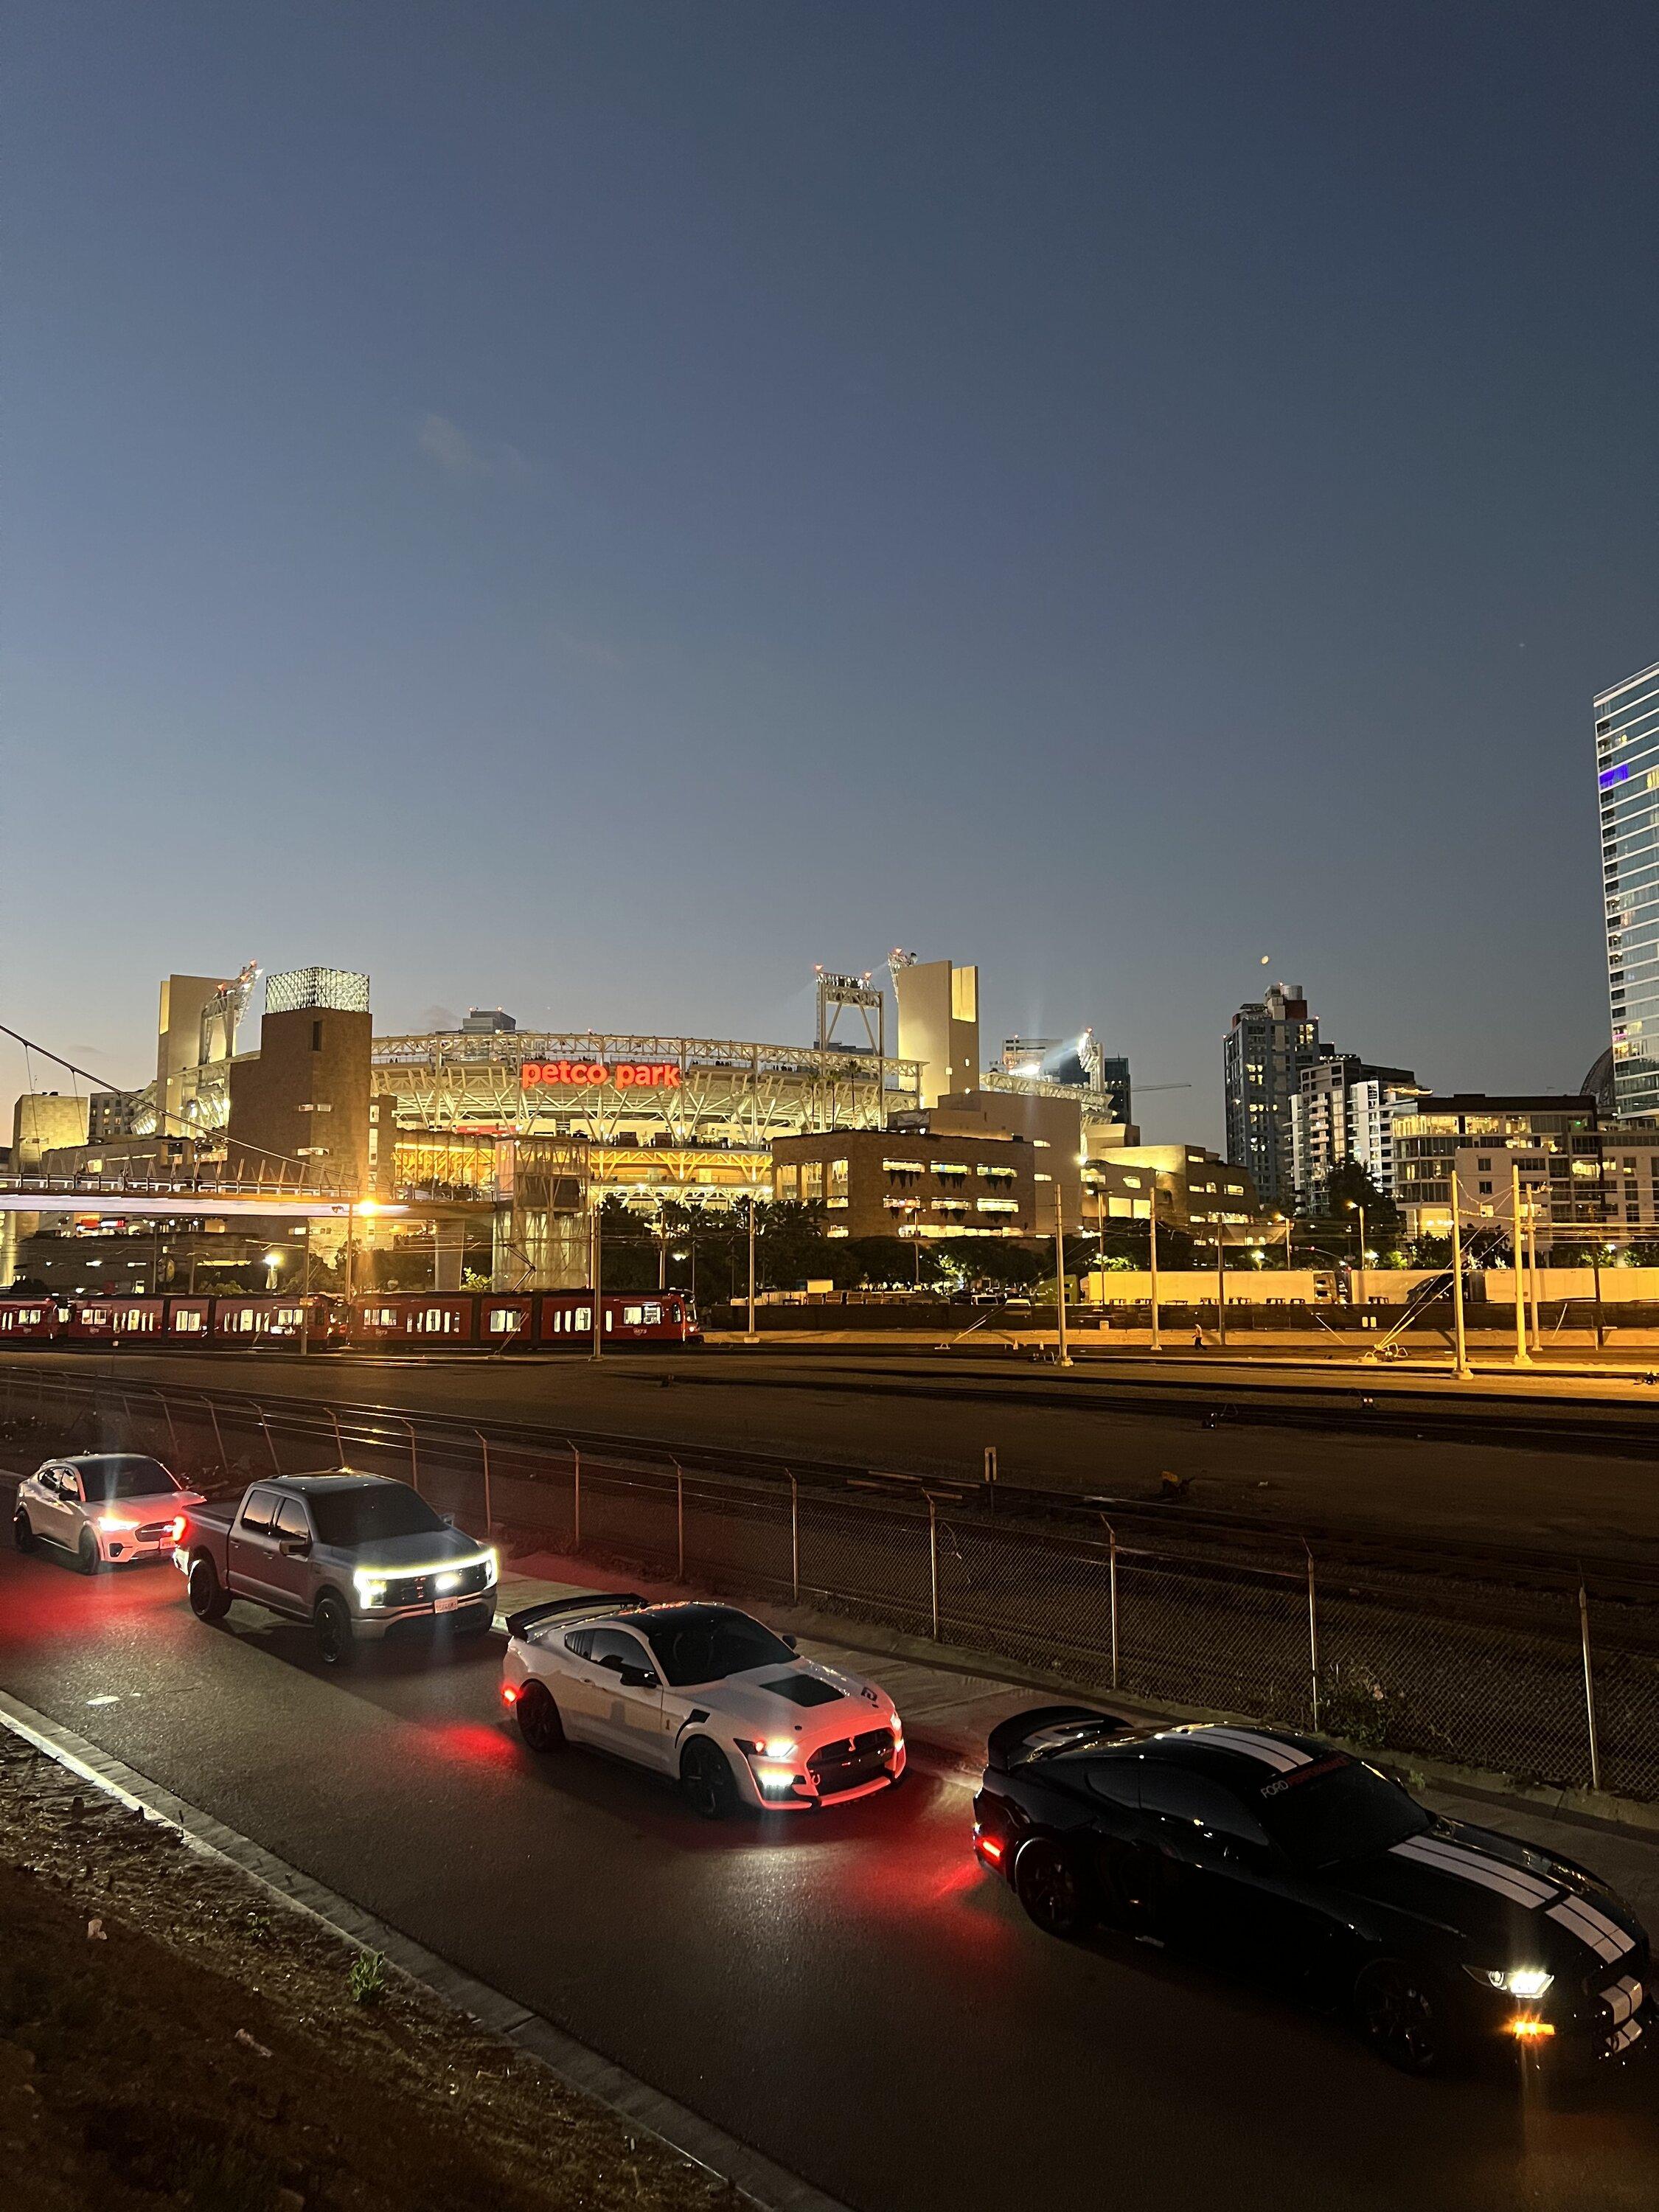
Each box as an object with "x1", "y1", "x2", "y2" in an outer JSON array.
[
  {"x1": 1053, "y1": 1183, "x2": 1072, "y2": 1367},
  {"x1": 743, "y1": 1186, "x2": 759, "y2": 1343},
  {"x1": 1510, "y1": 1160, "x2": 1531, "y2": 1368},
  {"x1": 1216, "y1": 1231, "x2": 1228, "y2": 1349},
  {"x1": 1148, "y1": 1198, "x2": 1163, "y2": 1352},
  {"x1": 589, "y1": 1181, "x2": 603, "y2": 1362}
]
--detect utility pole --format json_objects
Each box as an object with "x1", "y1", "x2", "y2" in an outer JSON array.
[
  {"x1": 1147, "y1": 1197, "x2": 1163, "y2": 1352},
  {"x1": 1053, "y1": 1182, "x2": 1072, "y2": 1366},
  {"x1": 1510, "y1": 1161, "x2": 1531, "y2": 1368},
  {"x1": 1526, "y1": 1184, "x2": 1542, "y2": 1352},
  {"x1": 1448, "y1": 1162, "x2": 1472, "y2": 1379},
  {"x1": 589, "y1": 1182, "x2": 603, "y2": 1361},
  {"x1": 1216, "y1": 1231, "x2": 1228, "y2": 1349},
  {"x1": 743, "y1": 1186, "x2": 759, "y2": 1343}
]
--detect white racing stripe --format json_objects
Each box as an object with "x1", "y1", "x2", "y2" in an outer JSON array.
[
  {"x1": 1610, "y1": 2019, "x2": 1643, "y2": 2055},
  {"x1": 1172, "y1": 1728, "x2": 1310, "y2": 1773},
  {"x1": 1388, "y1": 1836, "x2": 1559, "y2": 1909},
  {"x1": 1604, "y1": 1975, "x2": 1643, "y2": 2028},
  {"x1": 1548, "y1": 1895, "x2": 1634, "y2": 1963}
]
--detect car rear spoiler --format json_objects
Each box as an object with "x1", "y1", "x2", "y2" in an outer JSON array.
[
  {"x1": 984, "y1": 1704, "x2": 1133, "y2": 1773},
  {"x1": 504, "y1": 1592, "x2": 648, "y2": 1641}
]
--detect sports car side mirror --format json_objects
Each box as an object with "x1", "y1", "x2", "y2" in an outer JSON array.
[
  {"x1": 618, "y1": 1663, "x2": 658, "y2": 1690},
  {"x1": 782, "y1": 1633, "x2": 798, "y2": 1650}
]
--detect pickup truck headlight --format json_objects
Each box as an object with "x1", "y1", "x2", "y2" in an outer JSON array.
[{"x1": 352, "y1": 1571, "x2": 389, "y2": 1607}]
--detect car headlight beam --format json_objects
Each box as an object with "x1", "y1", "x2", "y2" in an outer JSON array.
[{"x1": 1469, "y1": 1966, "x2": 1554, "y2": 1999}]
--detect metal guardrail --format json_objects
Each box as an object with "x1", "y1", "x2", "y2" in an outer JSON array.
[{"x1": 1, "y1": 1364, "x2": 1653, "y2": 1803}]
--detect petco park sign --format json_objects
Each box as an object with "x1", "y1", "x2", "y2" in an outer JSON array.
[{"x1": 520, "y1": 1060, "x2": 682, "y2": 1090}]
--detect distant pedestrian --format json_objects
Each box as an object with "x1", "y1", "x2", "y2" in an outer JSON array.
[{"x1": 1192, "y1": 1325, "x2": 1204, "y2": 1349}]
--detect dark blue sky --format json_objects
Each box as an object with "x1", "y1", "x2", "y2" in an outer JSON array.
[{"x1": 5, "y1": 3, "x2": 1655, "y2": 1145}]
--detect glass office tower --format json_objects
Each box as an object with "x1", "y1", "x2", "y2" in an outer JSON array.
[{"x1": 1599, "y1": 659, "x2": 1659, "y2": 1118}]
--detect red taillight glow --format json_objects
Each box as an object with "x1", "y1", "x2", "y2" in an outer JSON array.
[
  {"x1": 168, "y1": 1517, "x2": 187, "y2": 1543},
  {"x1": 501, "y1": 1683, "x2": 518, "y2": 1705},
  {"x1": 974, "y1": 1830, "x2": 1004, "y2": 1864}
]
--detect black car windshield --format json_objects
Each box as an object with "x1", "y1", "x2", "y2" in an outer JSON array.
[
  {"x1": 73, "y1": 1458, "x2": 181, "y2": 1502},
  {"x1": 644, "y1": 1609, "x2": 795, "y2": 1686},
  {"x1": 307, "y1": 1485, "x2": 448, "y2": 1547},
  {"x1": 1256, "y1": 1758, "x2": 1430, "y2": 1869}
]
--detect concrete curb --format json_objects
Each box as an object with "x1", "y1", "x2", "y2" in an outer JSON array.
[{"x1": 0, "y1": 1689, "x2": 850, "y2": 2212}]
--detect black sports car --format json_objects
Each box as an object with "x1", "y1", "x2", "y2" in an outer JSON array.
[{"x1": 973, "y1": 1705, "x2": 1652, "y2": 2075}]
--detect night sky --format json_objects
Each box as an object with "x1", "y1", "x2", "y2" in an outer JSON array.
[{"x1": 4, "y1": 3, "x2": 1655, "y2": 1147}]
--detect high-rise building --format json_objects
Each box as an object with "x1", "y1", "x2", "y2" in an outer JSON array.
[
  {"x1": 1222, "y1": 983, "x2": 1323, "y2": 1208},
  {"x1": 1599, "y1": 658, "x2": 1659, "y2": 1119},
  {"x1": 1288, "y1": 1055, "x2": 1423, "y2": 1208}
]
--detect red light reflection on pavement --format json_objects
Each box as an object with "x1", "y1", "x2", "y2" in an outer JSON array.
[{"x1": 434, "y1": 1721, "x2": 518, "y2": 1767}]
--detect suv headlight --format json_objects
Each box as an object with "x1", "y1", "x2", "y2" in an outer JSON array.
[{"x1": 1467, "y1": 1966, "x2": 1554, "y2": 1999}]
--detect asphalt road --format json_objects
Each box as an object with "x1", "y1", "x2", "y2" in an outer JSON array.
[
  {"x1": 2, "y1": 1535, "x2": 1656, "y2": 2212},
  {"x1": 15, "y1": 1345, "x2": 1659, "y2": 1556}
]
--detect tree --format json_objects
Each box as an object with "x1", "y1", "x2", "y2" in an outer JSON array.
[{"x1": 1309, "y1": 1159, "x2": 1401, "y2": 1259}]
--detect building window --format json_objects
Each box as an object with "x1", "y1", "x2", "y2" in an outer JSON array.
[{"x1": 828, "y1": 1159, "x2": 849, "y2": 1201}]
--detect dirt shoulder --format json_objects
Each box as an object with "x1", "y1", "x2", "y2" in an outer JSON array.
[{"x1": 0, "y1": 1730, "x2": 742, "y2": 2212}]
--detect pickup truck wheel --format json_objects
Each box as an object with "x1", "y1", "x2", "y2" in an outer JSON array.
[
  {"x1": 187, "y1": 1555, "x2": 231, "y2": 1623},
  {"x1": 13, "y1": 1510, "x2": 35, "y2": 1554},
  {"x1": 77, "y1": 1528, "x2": 101, "y2": 1576},
  {"x1": 515, "y1": 1682, "x2": 565, "y2": 1753},
  {"x1": 314, "y1": 1593, "x2": 355, "y2": 1667}
]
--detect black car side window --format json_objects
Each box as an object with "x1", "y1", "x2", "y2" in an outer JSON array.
[
  {"x1": 565, "y1": 1629, "x2": 595, "y2": 1660},
  {"x1": 273, "y1": 1498, "x2": 310, "y2": 1543},
  {"x1": 1137, "y1": 1763, "x2": 1269, "y2": 1846}
]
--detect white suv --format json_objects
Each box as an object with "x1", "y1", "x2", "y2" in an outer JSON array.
[{"x1": 14, "y1": 1455, "x2": 202, "y2": 1573}]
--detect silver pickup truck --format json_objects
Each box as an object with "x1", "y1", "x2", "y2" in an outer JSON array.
[{"x1": 177, "y1": 1470, "x2": 498, "y2": 1664}]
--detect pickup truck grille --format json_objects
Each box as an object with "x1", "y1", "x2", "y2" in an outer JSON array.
[
  {"x1": 380, "y1": 1559, "x2": 491, "y2": 1610},
  {"x1": 808, "y1": 1727, "x2": 894, "y2": 1797}
]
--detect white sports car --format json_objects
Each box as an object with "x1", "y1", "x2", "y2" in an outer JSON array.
[
  {"x1": 13, "y1": 1453, "x2": 203, "y2": 1573},
  {"x1": 501, "y1": 1592, "x2": 905, "y2": 1818}
]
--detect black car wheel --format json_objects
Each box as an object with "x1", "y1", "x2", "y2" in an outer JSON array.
[
  {"x1": 13, "y1": 1510, "x2": 35, "y2": 1554},
  {"x1": 1015, "y1": 1839, "x2": 1090, "y2": 1939},
  {"x1": 1353, "y1": 1960, "x2": 1450, "y2": 2076},
  {"x1": 187, "y1": 1555, "x2": 232, "y2": 1622},
  {"x1": 77, "y1": 1528, "x2": 101, "y2": 1576},
  {"x1": 314, "y1": 1593, "x2": 355, "y2": 1667},
  {"x1": 681, "y1": 1738, "x2": 738, "y2": 1821},
  {"x1": 515, "y1": 1682, "x2": 566, "y2": 1754}
]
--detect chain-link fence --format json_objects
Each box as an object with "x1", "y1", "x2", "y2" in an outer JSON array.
[{"x1": 3, "y1": 1363, "x2": 1655, "y2": 1802}]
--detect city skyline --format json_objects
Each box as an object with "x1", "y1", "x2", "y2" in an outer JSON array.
[{"x1": 4, "y1": 6, "x2": 1657, "y2": 1150}]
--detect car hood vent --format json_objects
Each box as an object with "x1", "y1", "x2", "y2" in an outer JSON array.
[{"x1": 759, "y1": 1673, "x2": 846, "y2": 1708}]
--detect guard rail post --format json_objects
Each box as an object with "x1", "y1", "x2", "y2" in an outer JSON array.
[
  {"x1": 156, "y1": 1389, "x2": 179, "y2": 1465},
  {"x1": 570, "y1": 1441, "x2": 581, "y2": 1548},
  {"x1": 476, "y1": 1429, "x2": 493, "y2": 1539},
  {"x1": 1105, "y1": 1520, "x2": 1119, "y2": 1690},
  {"x1": 788, "y1": 1472, "x2": 799, "y2": 1602},
  {"x1": 1580, "y1": 1582, "x2": 1603, "y2": 1793},
  {"x1": 198, "y1": 1394, "x2": 226, "y2": 1476},
  {"x1": 402, "y1": 1416, "x2": 420, "y2": 1496},
  {"x1": 1306, "y1": 1543, "x2": 1321, "y2": 1732},
  {"x1": 674, "y1": 1460, "x2": 685, "y2": 1582},
  {"x1": 328, "y1": 1402, "x2": 344, "y2": 1464},
  {"x1": 256, "y1": 1402, "x2": 282, "y2": 1475},
  {"x1": 928, "y1": 1495, "x2": 940, "y2": 1641}
]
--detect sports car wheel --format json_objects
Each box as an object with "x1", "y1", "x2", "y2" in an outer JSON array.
[
  {"x1": 13, "y1": 1511, "x2": 35, "y2": 1554},
  {"x1": 77, "y1": 1528, "x2": 101, "y2": 1576},
  {"x1": 681, "y1": 1739, "x2": 738, "y2": 1821},
  {"x1": 1015, "y1": 1840, "x2": 1089, "y2": 1938},
  {"x1": 314, "y1": 1593, "x2": 355, "y2": 1667},
  {"x1": 1353, "y1": 1960, "x2": 1449, "y2": 2076},
  {"x1": 187, "y1": 1555, "x2": 231, "y2": 1622},
  {"x1": 515, "y1": 1682, "x2": 566, "y2": 1754}
]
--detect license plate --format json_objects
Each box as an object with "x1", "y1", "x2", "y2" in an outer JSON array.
[{"x1": 434, "y1": 1594, "x2": 462, "y2": 1614}]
